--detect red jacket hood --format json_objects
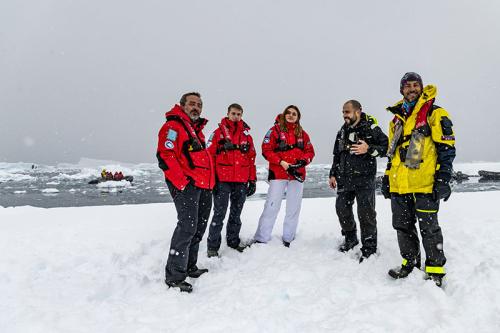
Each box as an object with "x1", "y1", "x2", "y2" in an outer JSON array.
[
  {"x1": 220, "y1": 117, "x2": 251, "y2": 131},
  {"x1": 165, "y1": 104, "x2": 208, "y2": 131}
]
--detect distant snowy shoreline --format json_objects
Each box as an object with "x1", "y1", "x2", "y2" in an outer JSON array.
[
  {"x1": 2, "y1": 159, "x2": 500, "y2": 182},
  {"x1": 3, "y1": 160, "x2": 500, "y2": 209}
]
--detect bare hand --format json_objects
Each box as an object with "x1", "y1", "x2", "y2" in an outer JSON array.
[
  {"x1": 280, "y1": 160, "x2": 290, "y2": 170},
  {"x1": 329, "y1": 176, "x2": 337, "y2": 189},
  {"x1": 350, "y1": 140, "x2": 369, "y2": 155}
]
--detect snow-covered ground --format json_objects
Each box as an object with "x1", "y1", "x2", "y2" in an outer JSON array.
[{"x1": 1, "y1": 192, "x2": 499, "y2": 332}]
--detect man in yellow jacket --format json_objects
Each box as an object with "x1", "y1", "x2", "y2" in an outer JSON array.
[{"x1": 381, "y1": 72, "x2": 456, "y2": 287}]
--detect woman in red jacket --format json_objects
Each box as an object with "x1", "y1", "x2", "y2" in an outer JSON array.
[{"x1": 253, "y1": 105, "x2": 315, "y2": 247}]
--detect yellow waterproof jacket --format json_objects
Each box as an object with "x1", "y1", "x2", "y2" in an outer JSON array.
[{"x1": 386, "y1": 85, "x2": 456, "y2": 194}]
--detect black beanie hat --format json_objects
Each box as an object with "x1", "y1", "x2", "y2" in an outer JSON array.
[{"x1": 400, "y1": 72, "x2": 423, "y2": 94}]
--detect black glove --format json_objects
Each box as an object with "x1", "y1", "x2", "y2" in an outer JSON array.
[
  {"x1": 287, "y1": 166, "x2": 304, "y2": 183},
  {"x1": 432, "y1": 174, "x2": 452, "y2": 201},
  {"x1": 381, "y1": 175, "x2": 391, "y2": 199},
  {"x1": 246, "y1": 181, "x2": 256, "y2": 197},
  {"x1": 293, "y1": 159, "x2": 307, "y2": 168}
]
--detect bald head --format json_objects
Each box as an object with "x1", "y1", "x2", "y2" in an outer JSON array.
[{"x1": 342, "y1": 100, "x2": 362, "y2": 126}]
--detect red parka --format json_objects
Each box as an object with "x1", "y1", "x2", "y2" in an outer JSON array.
[
  {"x1": 207, "y1": 117, "x2": 257, "y2": 183},
  {"x1": 156, "y1": 104, "x2": 215, "y2": 190},
  {"x1": 262, "y1": 114, "x2": 315, "y2": 180}
]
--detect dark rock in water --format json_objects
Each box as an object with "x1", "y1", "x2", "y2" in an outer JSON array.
[
  {"x1": 452, "y1": 171, "x2": 470, "y2": 182},
  {"x1": 478, "y1": 170, "x2": 500, "y2": 181}
]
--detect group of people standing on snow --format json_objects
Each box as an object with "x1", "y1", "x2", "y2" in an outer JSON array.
[{"x1": 156, "y1": 72, "x2": 456, "y2": 293}]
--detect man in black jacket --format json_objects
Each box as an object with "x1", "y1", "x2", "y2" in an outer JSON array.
[{"x1": 329, "y1": 100, "x2": 388, "y2": 262}]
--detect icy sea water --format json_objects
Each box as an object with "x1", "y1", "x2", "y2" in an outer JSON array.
[{"x1": 0, "y1": 162, "x2": 498, "y2": 208}]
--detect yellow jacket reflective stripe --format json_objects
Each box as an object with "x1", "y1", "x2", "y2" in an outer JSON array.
[{"x1": 387, "y1": 85, "x2": 455, "y2": 194}]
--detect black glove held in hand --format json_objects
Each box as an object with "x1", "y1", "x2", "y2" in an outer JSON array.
[
  {"x1": 287, "y1": 167, "x2": 304, "y2": 183},
  {"x1": 246, "y1": 181, "x2": 256, "y2": 197},
  {"x1": 294, "y1": 159, "x2": 307, "y2": 168},
  {"x1": 432, "y1": 178, "x2": 451, "y2": 201},
  {"x1": 381, "y1": 175, "x2": 391, "y2": 199}
]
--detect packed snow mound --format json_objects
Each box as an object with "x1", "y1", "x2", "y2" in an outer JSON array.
[{"x1": 1, "y1": 192, "x2": 499, "y2": 332}]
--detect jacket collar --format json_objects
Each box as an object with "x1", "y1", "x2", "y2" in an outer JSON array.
[
  {"x1": 387, "y1": 85, "x2": 437, "y2": 118},
  {"x1": 221, "y1": 117, "x2": 244, "y2": 131},
  {"x1": 165, "y1": 104, "x2": 208, "y2": 131}
]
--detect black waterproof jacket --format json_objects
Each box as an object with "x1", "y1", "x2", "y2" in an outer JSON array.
[{"x1": 330, "y1": 113, "x2": 389, "y2": 190}]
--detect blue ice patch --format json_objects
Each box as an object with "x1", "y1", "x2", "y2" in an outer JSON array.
[{"x1": 167, "y1": 129, "x2": 178, "y2": 141}]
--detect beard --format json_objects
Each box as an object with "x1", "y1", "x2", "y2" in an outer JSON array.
[
  {"x1": 189, "y1": 110, "x2": 200, "y2": 121},
  {"x1": 404, "y1": 91, "x2": 420, "y2": 103},
  {"x1": 344, "y1": 116, "x2": 356, "y2": 125}
]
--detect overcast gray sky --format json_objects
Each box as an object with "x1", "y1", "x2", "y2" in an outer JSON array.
[{"x1": 1, "y1": 0, "x2": 499, "y2": 165}]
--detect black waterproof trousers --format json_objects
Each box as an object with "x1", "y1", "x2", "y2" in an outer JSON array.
[
  {"x1": 391, "y1": 193, "x2": 446, "y2": 268},
  {"x1": 207, "y1": 182, "x2": 247, "y2": 251},
  {"x1": 165, "y1": 181, "x2": 212, "y2": 282},
  {"x1": 336, "y1": 188, "x2": 377, "y2": 254}
]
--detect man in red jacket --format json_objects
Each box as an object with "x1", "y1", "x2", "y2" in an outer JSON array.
[
  {"x1": 156, "y1": 92, "x2": 215, "y2": 293},
  {"x1": 206, "y1": 103, "x2": 257, "y2": 258}
]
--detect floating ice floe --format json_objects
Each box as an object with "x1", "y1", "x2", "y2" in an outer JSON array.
[
  {"x1": 0, "y1": 170, "x2": 35, "y2": 182},
  {"x1": 96, "y1": 180, "x2": 132, "y2": 189},
  {"x1": 51, "y1": 169, "x2": 97, "y2": 181},
  {"x1": 41, "y1": 188, "x2": 59, "y2": 194}
]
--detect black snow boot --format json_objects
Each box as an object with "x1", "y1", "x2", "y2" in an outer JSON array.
[
  {"x1": 425, "y1": 274, "x2": 444, "y2": 287},
  {"x1": 165, "y1": 280, "x2": 193, "y2": 293},
  {"x1": 388, "y1": 259, "x2": 416, "y2": 279},
  {"x1": 187, "y1": 266, "x2": 209, "y2": 278},
  {"x1": 228, "y1": 242, "x2": 248, "y2": 253},
  {"x1": 358, "y1": 248, "x2": 377, "y2": 263},
  {"x1": 339, "y1": 232, "x2": 359, "y2": 253},
  {"x1": 207, "y1": 249, "x2": 219, "y2": 258},
  {"x1": 282, "y1": 240, "x2": 291, "y2": 248}
]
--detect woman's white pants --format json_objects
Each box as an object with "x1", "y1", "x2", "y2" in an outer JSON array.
[{"x1": 254, "y1": 179, "x2": 304, "y2": 243}]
